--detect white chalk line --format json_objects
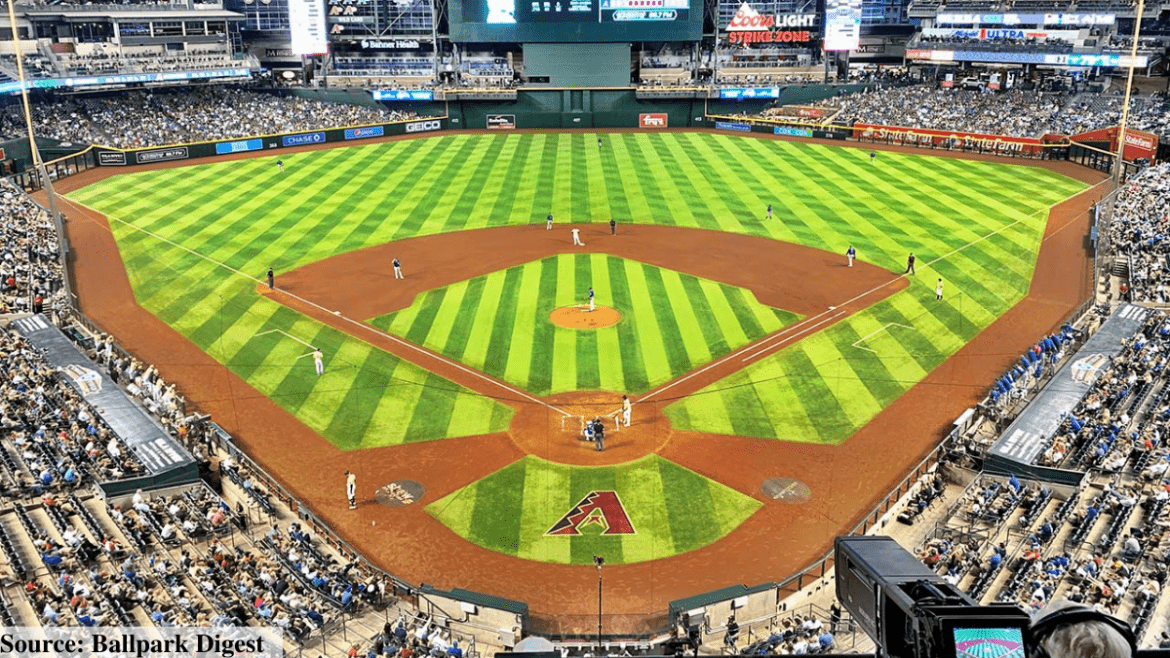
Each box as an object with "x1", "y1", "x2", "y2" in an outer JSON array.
[
  {"x1": 850, "y1": 323, "x2": 915, "y2": 354},
  {"x1": 58, "y1": 195, "x2": 573, "y2": 417}
]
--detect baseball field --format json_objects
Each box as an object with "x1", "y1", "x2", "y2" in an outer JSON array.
[{"x1": 63, "y1": 130, "x2": 1091, "y2": 579}]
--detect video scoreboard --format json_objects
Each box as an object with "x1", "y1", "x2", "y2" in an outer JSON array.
[{"x1": 451, "y1": 0, "x2": 701, "y2": 42}]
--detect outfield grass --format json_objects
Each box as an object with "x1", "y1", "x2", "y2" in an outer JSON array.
[
  {"x1": 370, "y1": 254, "x2": 799, "y2": 396},
  {"x1": 426, "y1": 455, "x2": 761, "y2": 565},
  {"x1": 69, "y1": 132, "x2": 1085, "y2": 448}
]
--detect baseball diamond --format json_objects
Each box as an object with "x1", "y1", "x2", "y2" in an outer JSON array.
[{"x1": 56, "y1": 129, "x2": 1100, "y2": 624}]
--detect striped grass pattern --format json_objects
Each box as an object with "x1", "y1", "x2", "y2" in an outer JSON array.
[
  {"x1": 69, "y1": 133, "x2": 1085, "y2": 449},
  {"x1": 426, "y1": 455, "x2": 762, "y2": 565},
  {"x1": 370, "y1": 254, "x2": 799, "y2": 396}
]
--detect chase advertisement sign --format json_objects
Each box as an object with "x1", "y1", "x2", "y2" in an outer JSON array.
[{"x1": 282, "y1": 132, "x2": 327, "y2": 147}]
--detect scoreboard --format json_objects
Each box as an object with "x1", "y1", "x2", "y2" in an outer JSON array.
[{"x1": 451, "y1": 0, "x2": 701, "y2": 42}]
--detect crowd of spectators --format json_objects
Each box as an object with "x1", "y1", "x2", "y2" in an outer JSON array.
[
  {"x1": 0, "y1": 87, "x2": 418, "y2": 149},
  {"x1": 1108, "y1": 164, "x2": 1170, "y2": 304},
  {"x1": 0, "y1": 180, "x2": 64, "y2": 316},
  {"x1": 61, "y1": 47, "x2": 241, "y2": 77},
  {"x1": 812, "y1": 84, "x2": 1170, "y2": 140}
]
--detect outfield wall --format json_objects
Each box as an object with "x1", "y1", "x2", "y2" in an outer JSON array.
[{"x1": 91, "y1": 117, "x2": 449, "y2": 166}]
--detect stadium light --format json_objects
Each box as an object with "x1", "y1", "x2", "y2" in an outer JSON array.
[{"x1": 1112, "y1": 0, "x2": 1145, "y2": 188}]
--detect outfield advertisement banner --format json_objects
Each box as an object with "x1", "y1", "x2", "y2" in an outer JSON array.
[
  {"x1": 135, "y1": 146, "x2": 190, "y2": 164},
  {"x1": 715, "y1": 121, "x2": 753, "y2": 132},
  {"x1": 853, "y1": 123, "x2": 1047, "y2": 155},
  {"x1": 406, "y1": 119, "x2": 442, "y2": 133},
  {"x1": 775, "y1": 126, "x2": 813, "y2": 137},
  {"x1": 215, "y1": 138, "x2": 264, "y2": 155},
  {"x1": 1072, "y1": 126, "x2": 1159, "y2": 161},
  {"x1": 282, "y1": 132, "x2": 326, "y2": 147},
  {"x1": 95, "y1": 118, "x2": 448, "y2": 166},
  {"x1": 487, "y1": 114, "x2": 516, "y2": 130},
  {"x1": 639, "y1": 113, "x2": 668, "y2": 128},
  {"x1": 97, "y1": 151, "x2": 127, "y2": 166},
  {"x1": 344, "y1": 126, "x2": 385, "y2": 140}
]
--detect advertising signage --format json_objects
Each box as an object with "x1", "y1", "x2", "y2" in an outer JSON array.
[
  {"x1": 935, "y1": 12, "x2": 1114, "y2": 25},
  {"x1": 824, "y1": 0, "x2": 861, "y2": 51},
  {"x1": 450, "y1": 0, "x2": 701, "y2": 42},
  {"x1": 719, "y1": 87, "x2": 780, "y2": 100},
  {"x1": 725, "y1": 4, "x2": 817, "y2": 45},
  {"x1": 907, "y1": 49, "x2": 1148, "y2": 67},
  {"x1": 372, "y1": 89, "x2": 435, "y2": 101}
]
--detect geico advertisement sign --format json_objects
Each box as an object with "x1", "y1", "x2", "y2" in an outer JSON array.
[{"x1": 405, "y1": 120, "x2": 442, "y2": 133}]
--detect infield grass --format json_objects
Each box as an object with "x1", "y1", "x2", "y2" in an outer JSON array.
[
  {"x1": 68, "y1": 132, "x2": 1086, "y2": 448},
  {"x1": 426, "y1": 454, "x2": 762, "y2": 565},
  {"x1": 370, "y1": 254, "x2": 799, "y2": 396}
]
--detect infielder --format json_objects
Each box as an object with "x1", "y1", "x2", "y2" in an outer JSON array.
[
  {"x1": 345, "y1": 471, "x2": 356, "y2": 510},
  {"x1": 572, "y1": 228, "x2": 584, "y2": 246},
  {"x1": 313, "y1": 347, "x2": 324, "y2": 376},
  {"x1": 588, "y1": 287, "x2": 595, "y2": 312},
  {"x1": 393, "y1": 257, "x2": 404, "y2": 279},
  {"x1": 846, "y1": 245, "x2": 856, "y2": 267},
  {"x1": 621, "y1": 395, "x2": 631, "y2": 427},
  {"x1": 546, "y1": 213, "x2": 553, "y2": 230}
]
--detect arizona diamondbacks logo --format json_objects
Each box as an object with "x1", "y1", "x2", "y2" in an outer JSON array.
[{"x1": 546, "y1": 491, "x2": 635, "y2": 536}]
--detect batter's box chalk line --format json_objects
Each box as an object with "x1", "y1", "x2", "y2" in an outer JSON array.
[{"x1": 851, "y1": 323, "x2": 916, "y2": 353}]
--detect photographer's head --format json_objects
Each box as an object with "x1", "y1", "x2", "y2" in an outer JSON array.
[{"x1": 1027, "y1": 599, "x2": 1136, "y2": 658}]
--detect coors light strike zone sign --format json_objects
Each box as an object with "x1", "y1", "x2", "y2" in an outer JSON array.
[{"x1": 726, "y1": 2, "x2": 816, "y2": 45}]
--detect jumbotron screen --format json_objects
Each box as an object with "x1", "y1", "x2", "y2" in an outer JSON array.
[{"x1": 451, "y1": 0, "x2": 701, "y2": 42}]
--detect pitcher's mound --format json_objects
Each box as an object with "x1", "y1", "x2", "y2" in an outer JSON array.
[{"x1": 549, "y1": 305, "x2": 621, "y2": 329}]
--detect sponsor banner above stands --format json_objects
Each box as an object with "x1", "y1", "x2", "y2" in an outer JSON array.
[
  {"x1": 777, "y1": 105, "x2": 825, "y2": 119},
  {"x1": 719, "y1": 87, "x2": 780, "y2": 100},
  {"x1": 639, "y1": 113, "x2": 669, "y2": 128},
  {"x1": 715, "y1": 121, "x2": 753, "y2": 132},
  {"x1": 906, "y1": 49, "x2": 1147, "y2": 67},
  {"x1": 344, "y1": 126, "x2": 385, "y2": 140},
  {"x1": 922, "y1": 27, "x2": 1080, "y2": 40},
  {"x1": 853, "y1": 123, "x2": 1050, "y2": 155},
  {"x1": 136, "y1": 146, "x2": 190, "y2": 164},
  {"x1": 725, "y1": 3, "x2": 817, "y2": 44},
  {"x1": 360, "y1": 39, "x2": 422, "y2": 49},
  {"x1": 935, "y1": 12, "x2": 1114, "y2": 25},
  {"x1": 215, "y1": 138, "x2": 264, "y2": 155},
  {"x1": 487, "y1": 114, "x2": 516, "y2": 130},
  {"x1": 405, "y1": 119, "x2": 442, "y2": 133},
  {"x1": 372, "y1": 89, "x2": 435, "y2": 101},
  {"x1": 282, "y1": 131, "x2": 327, "y2": 147},
  {"x1": 0, "y1": 68, "x2": 253, "y2": 95}
]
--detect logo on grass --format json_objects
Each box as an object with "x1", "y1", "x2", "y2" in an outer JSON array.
[{"x1": 546, "y1": 491, "x2": 635, "y2": 536}]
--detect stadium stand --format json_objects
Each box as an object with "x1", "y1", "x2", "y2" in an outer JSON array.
[{"x1": 0, "y1": 88, "x2": 418, "y2": 148}]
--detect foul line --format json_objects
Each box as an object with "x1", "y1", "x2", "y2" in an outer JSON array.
[
  {"x1": 851, "y1": 323, "x2": 915, "y2": 353},
  {"x1": 255, "y1": 328, "x2": 315, "y2": 351},
  {"x1": 57, "y1": 195, "x2": 573, "y2": 417}
]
